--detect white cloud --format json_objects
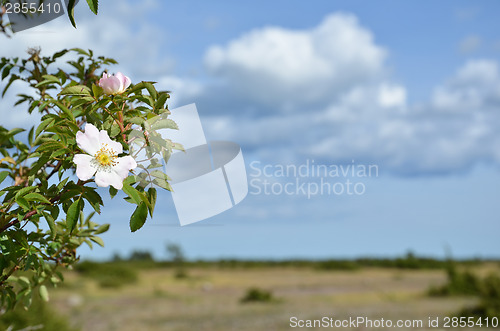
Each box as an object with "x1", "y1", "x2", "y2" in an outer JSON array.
[
  {"x1": 204, "y1": 13, "x2": 387, "y2": 110},
  {"x1": 196, "y1": 17, "x2": 500, "y2": 175},
  {"x1": 156, "y1": 76, "x2": 203, "y2": 108},
  {"x1": 432, "y1": 60, "x2": 500, "y2": 112}
]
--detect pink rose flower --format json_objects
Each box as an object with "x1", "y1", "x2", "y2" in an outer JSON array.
[{"x1": 98, "y1": 72, "x2": 131, "y2": 95}]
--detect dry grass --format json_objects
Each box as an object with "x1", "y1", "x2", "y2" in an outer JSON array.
[{"x1": 49, "y1": 266, "x2": 485, "y2": 331}]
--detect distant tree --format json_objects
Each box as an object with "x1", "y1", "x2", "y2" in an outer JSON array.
[
  {"x1": 166, "y1": 243, "x2": 187, "y2": 278},
  {"x1": 128, "y1": 250, "x2": 154, "y2": 261}
]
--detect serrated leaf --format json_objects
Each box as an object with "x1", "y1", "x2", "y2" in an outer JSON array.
[
  {"x1": 0, "y1": 171, "x2": 9, "y2": 185},
  {"x1": 92, "y1": 84, "x2": 103, "y2": 98},
  {"x1": 130, "y1": 202, "x2": 148, "y2": 232},
  {"x1": 90, "y1": 236, "x2": 104, "y2": 247},
  {"x1": 16, "y1": 197, "x2": 30, "y2": 211},
  {"x1": 43, "y1": 212, "x2": 56, "y2": 239},
  {"x1": 35, "y1": 118, "x2": 55, "y2": 137},
  {"x1": 67, "y1": 0, "x2": 77, "y2": 28},
  {"x1": 66, "y1": 199, "x2": 80, "y2": 233},
  {"x1": 155, "y1": 93, "x2": 169, "y2": 110},
  {"x1": 147, "y1": 187, "x2": 157, "y2": 217},
  {"x1": 35, "y1": 75, "x2": 60, "y2": 87},
  {"x1": 86, "y1": 0, "x2": 99, "y2": 14},
  {"x1": 15, "y1": 186, "x2": 37, "y2": 198},
  {"x1": 153, "y1": 178, "x2": 173, "y2": 191},
  {"x1": 94, "y1": 223, "x2": 110, "y2": 235},
  {"x1": 24, "y1": 192, "x2": 51, "y2": 204},
  {"x1": 109, "y1": 186, "x2": 118, "y2": 199},
  {"x1": 59, "y1": 85, "x2": 91, "y2": 96},
  {"x1": 39, "y1": 285, "x2": 49, "y2": 302},
  {"x1": 53, "y1": 100, "x2": 75, "y2": 121},
  {"x1": 151, "y1": 118, "x2": 178, "y2": 131},
  {"x1": 122, "y1": 184, "x2": 142, "y2": 205}
]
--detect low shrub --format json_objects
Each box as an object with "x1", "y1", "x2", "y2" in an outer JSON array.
[
  {"x1": 0, "y1": 296, "x2": 78, "y2": 331},
  {"x1": 74, "y1": 261, "x2": 138, "y2": 288},
  {"x1": 240, "y1": 287, "x2": 276, "y2": 303}
]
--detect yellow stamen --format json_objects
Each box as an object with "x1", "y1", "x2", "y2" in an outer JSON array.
[{"x1": 94, "y1": 144, "x2": 117, "y2": 167}]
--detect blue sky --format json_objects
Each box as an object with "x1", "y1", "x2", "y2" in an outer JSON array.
[{"x1": 2, "y1": 0, "x2": 500, "y2": 260}]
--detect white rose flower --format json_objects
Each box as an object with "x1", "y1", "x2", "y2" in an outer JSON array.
[{"x1": 73, "y1": 123, "x2": 137, "y2": 189}]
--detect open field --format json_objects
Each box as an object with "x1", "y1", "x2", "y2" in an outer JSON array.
[{"x1": 44, "y1": 263, "x2": 499, "y2": 331}]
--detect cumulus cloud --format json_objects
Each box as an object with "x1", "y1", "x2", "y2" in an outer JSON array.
[
  {"x1": 204, "y1": 13, "x2": 387, "y2": 110},
  {"x1": 432, "y1": 60, "x2": 500, "y2": 112},
  {"x1": 4, "y1": 6, "x2": 499, "y2": 176},
  {"x1": 188, "y1": 14, "x2": 500, "y2": 175}
]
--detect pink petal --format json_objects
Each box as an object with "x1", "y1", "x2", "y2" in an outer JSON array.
[
  {"x1": 115, "y1": 72, "x2": 131, "y2": 91},
  {"x1": 73, "y1": 154, "x2": 97, "y2": 180},
  {"x1": 99, "y1": 130, "x2": 123, "y2": 154},
  {"x1": 99, "y1": 76, "x2": 122, "y2": 94},
  {"x1": 76, "y1": 123, "x2": 100, "y2": 155}
]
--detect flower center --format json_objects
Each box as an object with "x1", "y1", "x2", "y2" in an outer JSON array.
[{"x1": 94, "y1": 145, "x2": 117, "y2": 167}]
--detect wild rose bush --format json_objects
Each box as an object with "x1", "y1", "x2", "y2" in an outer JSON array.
[{"x1": 0, "y1": 47, "x2": 180, "y2": 310}]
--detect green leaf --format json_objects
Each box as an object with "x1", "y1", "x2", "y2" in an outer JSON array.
[
  {"x1": 86, "y1": 0, "x2": 99, "y2": 14},
  {"x1": 1, "y1": 64, "x2": 13, "y2": 80},
  {"x1": 53, "y1": 100, "x2": 75, "y2": 121},
  {"x1": 59, "y1": 85, "x2": 91, "y2": 96},
  {"x1": 155, "y1": 92, "x2": 169, "y2": 110},
  {"x1": 109, "y1": 186, "x2": 118, "y2": 199},
  {"x1": 8, "y1": 128, "x2": 25, "y2": 136},
  {"x1": 90, "y1": 236, "x2": 104, "y2": 247},
  {"x1": 66, "y1": 199, "x2": 80, "y2": 233},
  {"x1": 0, "y1": 171, "x2": 9, "y2": 185},
  {"x1": 153, "y1": 178, "x2": 173, "y2": 191},
  {"x1": 15, "y1": 186, "x2": 37, "y2": 199},
  {"x1": 130, "y1": 202, "x2": 148, "y2": 232},
  {"x1": 92, "y1": 84, "x2": 103, "y2": 98},
  {"x1": 147, "y1": 187, "x2": 157, "y2": 217},
  {"x1": 151, "y1": 118, "x2": 178, "y2": 131},
  {"x1": 18, "y1": 276, "x2": 30, "y2": 288},
  {"x1": 35, "y1": 118, "x2": 55, "y2": 138},
  {"x1": 24, "y1": 193, "x2": 51, "y2": 204},
  {"x1": 16, "y1": 197, "x2": 30, "y2": 211},
  {"x1": 36, "y1": 141, "x2": 65, "y2": 153},
  {"x1": 94, "y1": 223, "x2": 110, "y2": 235},
  {"x1": 84, "y1": 189, "x2": 103, "y2": 214},
  {"x1": 35, "y1": 75, "x2": 60, "y2": 87},
  {"x1": 42, "y1": 212, "x2": 57, "y2": 240},
  {"x1": 122, "y1": 184, "x2": 142, "y2": 205},
  {"x1": 67, "y1": 0, "x2": 78, "y2": 28},
  {"x1": 110, "y1": 122, "x2": 121, "y2": 137},
  {"x1": 39, "y1": 285, "x2": 49, "y2": 302}
]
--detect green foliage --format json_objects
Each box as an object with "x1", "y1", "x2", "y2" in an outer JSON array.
[
  {"x1": 240, "y1": 287, "x2": 276, "y2": 303},
  {"x1": 166, "y1": 243, "x2": 188, "y2": 279},
  {"x1": 128, "y1": 250, "x2": 154, "y2": 261},
  {"x1": 428, "y1": 262, "x2": 500, "y2": 320},
  {"x1": 428, "y1": 264, "x2": 481, "y2": 296},
  {"x1": 74, "y1": 261, "x2": 138, "y2": 288},
  {"x1": 0, "y1": 47, "x2": 179, "y2": 311},
  {"x1": 0, "y1": 295, "x2": 78, "y2": 331},
  {"x1": 457, "y1": 273, "x2": 500, "y2": 319}
]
